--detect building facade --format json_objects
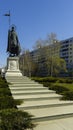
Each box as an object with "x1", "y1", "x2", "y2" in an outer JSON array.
[{"x1": 60, "y1": 37, "x2": 73, "y2": 75}]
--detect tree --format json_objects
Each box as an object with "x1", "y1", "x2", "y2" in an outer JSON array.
[
  {"x1": 45, "y1": 55, "x2": 67, "y2": 77},
  {"x1": 20, "y1": 49, "x2": 38, "y2": 77},
  {"x1": 33, "y1": 39, "x2": 44, "y2": 49},
  {"x1": 44, "y1": 38, "x2": 67, "y2": 76},
  {"x1": 47, "y1": 33, "x2": 57, "y2": 44},
  {"x1": 33, "y1": 40, "x2": 47, "y2": 76},
  {"x1": 33, "y1": 33, "x2": 67, "y2": 77}
]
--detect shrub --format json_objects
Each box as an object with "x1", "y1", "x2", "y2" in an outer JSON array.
[
  {"x1": 49, "y1": 84, "x2": 69, "y2": 94},
  {"x1": 0, "y1": 77, "x2": 16, "y2": 110},
  {"x1": 32, "y1": 77, "x2": 58, "y2": 83},
  {"x1": 0, "y1": 77, "x2": 36, "y2": 129},
  {"x1": 0, "y1": 108, "x2": 35, "y2": 130},
  {"x1": 32, "y1": 77, "x2": 73, "y2": 84},
  {"x1": 43, "y1": 82, "x2": 51, "y2": 87},
  {"x1": 15, "y1": 99, "x2": 24, "y2": 105},
  {"x1": 0, "y1": 88, "x2": 11, "y2": 97},
  {"x1": 56, "y1": 78, "x2": 66, "y2": 83},
  {"x1": 65, "y1": 79, "x2": 73, "y2": 83},
  {"x1": 0, "y1": 96, "x2": 16, "y2": 110},
  {"x1": 0, "y1": 81, "x2": 8, "y2": 88},
  {"x1": 44, "y1": 77, "x2": 58, "y2": 83},
  {"x1": 62, "y1": 91, "x2": 73, "y2": 100},
  {"x1": 57, "y1": 78, "x2": 73, "y2": 84}
]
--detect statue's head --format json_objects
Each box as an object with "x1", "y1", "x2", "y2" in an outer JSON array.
[
  {"x1": 10, "y1": 24, "x2": 16, "y2": 32},
  {"x1": 12, "y1": 26, "x2": 15, "y2": 31}
]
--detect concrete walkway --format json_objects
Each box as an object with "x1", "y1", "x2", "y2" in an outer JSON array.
[{"x1": 6, "y1": 76, "x2": 73, "y2": 130}]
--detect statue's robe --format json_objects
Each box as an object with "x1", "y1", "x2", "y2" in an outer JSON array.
[{"x1": 7, "y1": 29, "x2": 21, "y2": 56}]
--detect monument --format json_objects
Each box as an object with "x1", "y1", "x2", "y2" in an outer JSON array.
[{"x1": 5, "y1": 25, "x2": 22, "y2": 76}]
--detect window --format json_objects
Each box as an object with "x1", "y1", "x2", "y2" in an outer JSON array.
[
  {"x1": 70, "y1": 40, "x2": 73, "y2": 42},
  {"x1": 66, "y1": 60, "x2": 68, "y2": 63},
  {"x1": 70, "y1": 60, "x2": 72, "y2": 63},
  {"x1": 70, "y1": 52, "x2": 72, "y2": 54},
  {"x1": 66, "y1": 40, "x2": 69, "y2": 43}
]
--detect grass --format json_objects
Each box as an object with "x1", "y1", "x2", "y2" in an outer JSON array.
[{"x1": 54, "y1": 83, "x2": 73, "y2": 91}]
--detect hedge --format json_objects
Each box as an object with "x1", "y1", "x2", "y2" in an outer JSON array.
[
  {"x1": 0, "y1": 108, "x2": 35, "y2": 130},
  {"x1": 32, "y1": 77, "x2": 73, "y2": 83},
  {"x1": 0, "y1": 77, "x2": 35, "y2": 130}
]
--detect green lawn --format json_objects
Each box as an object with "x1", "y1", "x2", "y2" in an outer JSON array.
[{"x1": 54, "y1": 83, "x2": 73, "y2": 91}]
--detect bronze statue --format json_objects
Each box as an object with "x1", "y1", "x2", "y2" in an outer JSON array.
[{"x1": 7, "y1": 26, "x2": 21, "y2": 56}]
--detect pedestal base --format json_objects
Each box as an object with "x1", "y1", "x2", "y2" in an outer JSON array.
[{"x1": 5, "y1": 57, "x2": 22, "y2": 77}]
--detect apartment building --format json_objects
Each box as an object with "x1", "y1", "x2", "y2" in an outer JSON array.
[{"x1": 60, "y1": 37, "x2": 73, "y2": 74}]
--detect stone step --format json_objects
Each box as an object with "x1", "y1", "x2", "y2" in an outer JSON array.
[
  {"x1": 6, "y1": 77, "x2": 32, "y2": 81},
  {"x1": 6, "y1": 77, "x2": 38, "y2": 83},
  {"x1": 17, "y1": 103, "x2": 73, "y2": 111},
  {"x1": 8, "y1": 79, "x2": 35, "y2": 83},
  {"x1": 10, "y1": 83, "x2": 42, "y2": 86},
  {"x1": 7, "y1": 78, "x2": 31, "y2": 80},
  {"x1": 33, "y1": 113, "x2": 73, "y2": 123},
  {"x1": 10, "y1": 85, "x2": 43, "y2": 88},
  {"x1": 23, "y1": 105, "x2": 73, "y2": 122},
  {"x1": 11, "y1": 89, "x2": 54, "y2": 93},
  {"x1": 6, "y1": 76, "x2": 29, "y2": 79},
  {"x1": 17, "y1": 99, "x2": 61, "y2": 106},
  {"x1": 12, "y1": 90, "x2": 55, "y2": 95},
  {"x1": 6, "y1": 77, "x2": 33, "y2": 82},
  {"x1": 12, "y1": 93, "x2": 62, "y2": 100},
  {"x1": 18, "y1": 101, "x2": 73, "y2": 110},
  {"x1": 10, "y1": 86, "x2": 48, "y2": 91},
  {"x1": 9, "y1": 81, "x2": 35, "y2": 84},
  {"x1": 6, "y1": 77, "x2": 31, "y2": 79},
  {"x1": 34, "y1": 117, "x2": 73, "y2": 130}
]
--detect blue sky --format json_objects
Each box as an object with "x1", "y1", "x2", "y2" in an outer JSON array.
[{"x1": 0, "y1": 0, "x2": 73, "y2": 67}]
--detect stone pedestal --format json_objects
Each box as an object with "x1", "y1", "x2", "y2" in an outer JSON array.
[{"x1": 5, "y1": 57, "x2": 22, "y2": 77}]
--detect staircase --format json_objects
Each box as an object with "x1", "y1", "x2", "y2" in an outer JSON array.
[{"x1": 6, "y1": 76, "x2": 73, "y2": 130}]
